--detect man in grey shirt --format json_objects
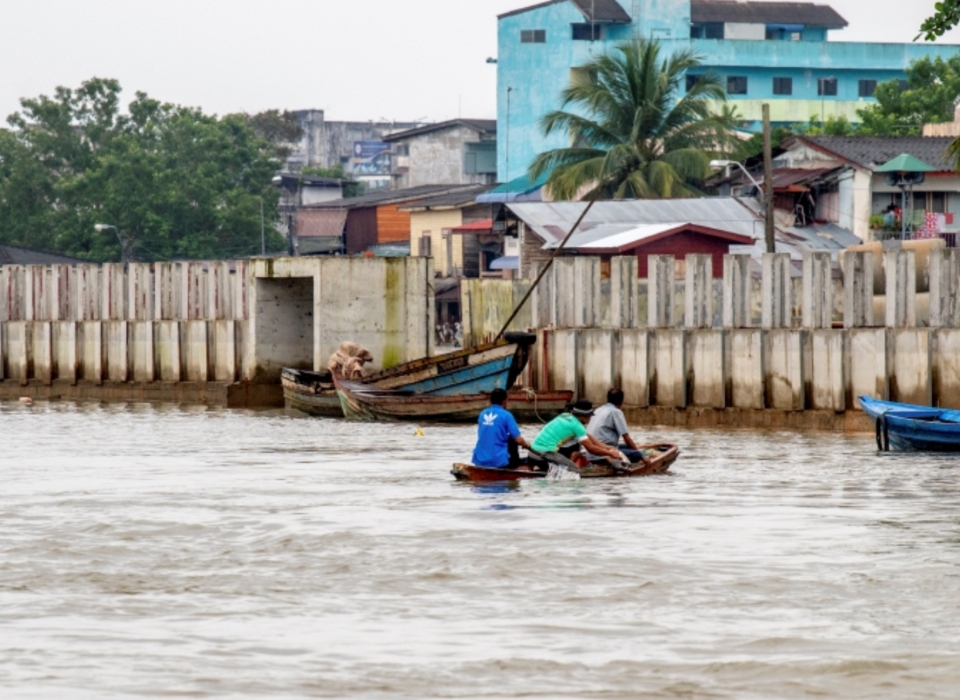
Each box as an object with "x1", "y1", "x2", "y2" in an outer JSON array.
[{"x1": 586, "y1": 388, "x2": 645, "y2": 463}]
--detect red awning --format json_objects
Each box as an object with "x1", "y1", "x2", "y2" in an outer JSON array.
[{"x1": 450, "y1": 219, "x2": 494, "y2": 234}]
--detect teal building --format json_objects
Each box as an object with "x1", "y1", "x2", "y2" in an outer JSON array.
[{"x1": 496, "y1": 0, "x2": 960, "y2": 182}]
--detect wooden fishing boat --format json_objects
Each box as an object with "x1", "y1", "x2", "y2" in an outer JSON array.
[
  {"x1": 860, "y1": 396, "x2": 960, "y2": 452},
  {"x1": 281, "y1": 368, "x2": 343, "y2": 417},
  {"x1": 334, "y1": 332, "x2": 539, "y2": 421},
  {"x1": 451, "y1": 444, "x2": 680, "y2": 481},
  {"x1": 335, "y1": 378, "x2": 572, "y2": 422}
]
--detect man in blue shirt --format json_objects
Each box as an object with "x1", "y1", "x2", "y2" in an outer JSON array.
[{"x1": 471, "y1": 388, "x2": 531, "y2": 468}]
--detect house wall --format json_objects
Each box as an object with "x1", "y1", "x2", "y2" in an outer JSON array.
[
  {"x1": 410, "y1": 210, "x2": 465, "y2": 276},
  {"x1": 375, "y1": 205, "x2": 412, "y2": 244},
  {"x1": 344, "y1": 208, "x2": 379, "y2": 254},
  {"x1": 392, "y1": 127, "x2": 496, "y2": 189},
  {"x1": 632, "y1": 233, "x2": 736, "y2": 277},
  {"x1": 497, "y1": 0, "x2": 960, "y2": 178}
]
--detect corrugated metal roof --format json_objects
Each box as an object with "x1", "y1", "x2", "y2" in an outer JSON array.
[
  {"x1": 309, "y1": 184, "x2": 478, "y2": 210},
  {"x1": 798, "y1": 136, "x2": 956, "y2": 171},
  {"x1": 509, "y1": 198, "x2": 764, "y2": 242},
  {"x1": 691, "y1": 0, "x2": 847, "y2": 27},
  {"x1": 382, "y1": 119, "x2": 496, "y2": 143},
  {"x1": 499, "y1": 0, "x2": 631, "y2": 22},
  {"x1": 398, "y1": 185, "x2": 494, "y2": 210},
  {"x1": 0, "y1": 245, "x2": 85, "y2": 265}
]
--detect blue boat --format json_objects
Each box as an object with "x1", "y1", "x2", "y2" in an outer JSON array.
[{"x1": 859, "y1": 396, "x2": 960, "y2": 452}]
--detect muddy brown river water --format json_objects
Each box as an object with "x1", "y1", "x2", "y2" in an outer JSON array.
[{"x1": 2, "y1": 401, "x2": 960, "y2": 698}]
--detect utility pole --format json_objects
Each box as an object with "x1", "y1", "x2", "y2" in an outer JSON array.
[{"x1": 762, "y1": 103, "x2": 775, "y2": 254}]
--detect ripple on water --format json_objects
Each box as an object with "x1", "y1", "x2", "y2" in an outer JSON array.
[{"x1": 2, "y1": 401, "x2": 960, "y2": 698}]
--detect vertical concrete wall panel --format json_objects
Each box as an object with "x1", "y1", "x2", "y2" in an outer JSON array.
[
  {"x1": 182, "y1": 321, "x2": 209, "y2": 382},
  {"x1": 31, "y1": 322, "x2": 53, "y2": 384},
  {"x1": 929, "y1": 249, "x2": 960, "y2": 328},
  {"x1": 722, "y1": 254, "x2": 751, "y2": 328},
  {"x1": 802, "y1": 252, "x2": 833, "y2": 329},
  {"x1": 52, "y1": 321, "x2": 78, "y2": 384},
  {"x1": 843, "y1": 251, "x2": 873, "y2": 328},
  {"x1": 888, "y1": 328, "x2": 931, "y2": 405},
  {"x1": 728, "y1": 330, "x2": 764, "y2": 409},
  {"x1": 552, "y1": 258, "x2": 578, "y2": 328},
  {"x1": 156, "y1": 321, "x2": 181, "y2": 382},
  {"x1": 6, "y1": 322, "x2": 28, "y2": 383},
  {"x1": 101, "y1": 264, "x2": 126, "y2": 321},
  {"x1": 808, "y1": 330, "x2": 845, "y2": 410},
  {"x1": 885, "y1": 250, "x2": 917, "y2": 328},
  {"x1": 182, "y1": 262, "x2": 207, "y2": 320},
  {"x1": 687, "y1": 329, "x2": 726, "y2": 407},
  {"x1": 762, "y1": 253, "x2": 792, "y2": 328},
  {"x1": 846, "y1": 328, "x2": 887, "y2": 408},
  {"x1": 130, "y1": 321, "x2": 155, "y2": 383},
  {"x1": 0, "y1": 323, "x2": 4, "y2": 380},
  {"x1": 648, "y1": 255, "x2": 676, "y2": 328},
  {"x1": 618, "y1": 329, "x2": 650, "y2": 407},
  {"x1": 547, "y1": 329, "x2": 579, "y2": 395},
  {"x1": 608, "y1": 256, "x2": 638, "y2": 329},
  {"x1": 684, "y1": 255, "x2": 713, "y2": 329},
  {"x1": 764, "y1": 329, "x2": 804, "y2": 410},
  {"x1": 651, "y1": 329, "x2": 687, "y2": 408},
  {"x1": 104, "y1": 321, "x2": 129, "y2": 382},
  {"x1": 212, "y1": 320, "x2": 237, "y2": 382},
  {"x1": 76, "y1": 265, "x2": 101, "y2": 321},
  {"x1": 51, "y1": 265, "x2": 74, "y2": 321},
  {"x1": 579, "y1": 328, "x2": 616, "y2": 405},
  {"x1": 78, "y1": 322, "x2": 103, "y2": 384}
]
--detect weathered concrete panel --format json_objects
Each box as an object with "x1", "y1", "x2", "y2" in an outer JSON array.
[
  {"x1": 651, "y1": 329, "x2": 687, "y2": 408},
  {"x1": 618, "y1": 329, "x2": 650, "y2": 407},
  {"x1": 808, "y1": 330, "x2": 845, "y2": 410},
  {"x1": 182, "y1": 321, "x2": 209, "y2": 383},
  {"x1": 843, "y1": 251, "x2": 873, "y2": 328},
  {"x1": 128, "y1": 263, "x2": 153, "y2": 321},
  {"x1": 648, "y1": 255, "x2": 676, "y2": 328},
  {"x1": 0, "y1": 323, "x2": 4, "y2": 380},
  {"x1": 727, "y1": 329, "x2": 764, "y2": 409},
  {"x1": 5, "y1": 322, "x2": 28, "y2": 383},
  {"x1": 608, "y1": 256, "x2": 638, "y2": 329},
  {"x1": 722, "y1": 254, "x2": 751, "y2": 328},
  {"x1": 547, "y1": 329, "x2": 579, "y2": 395},
  {"x1": 929, "y1": 248, "x2": 960, "y2": 328},
  {"x1": 130, "y1": 321, "x2": 155, "y2": 383},
  {"x1": 933, "y1": 329, "x2": 960, "y2": 408},
  {"x1": 684, "y1": 254, "x2": 713, "y2": 329},
  {"x1": 104, "y1": 321, "x2": 129, "y2": 382},
  {"x1": 885, "y1": 249, "x2": 916, "y2": 328},
  {"x1": 51, "y1": 265, "x2": 74, "y2": 321},
  {"x1": 212, "y1": 320, "x2": 237, "y2": 382},
  {"x1": 76, "y1": 265, "x2": 100, "y2": 321},
  {"x1": 579, "y1": 328, "x2": 616, "y2": 405},
  {"x1": 761, "y1": 253, "x2": 792, "y2": 329},
  {"x1": 101, "y1": 264, "x2": 126, "y2": 321},
  {"x1": 888, "y1": 328, "x2": 930, "y2": 405},
  {"x1": 52, "y1": 321, "x2": 78, "y2": 384},
  {"x1": 156, "y1": 321, "x2": 181, "y2": 382},
  {"x1": 802, "y1": 252, "x2": 833, "y2": 329},
  {"x1": 78, "y1": 322, "x2": 103, "y2": 384},
  {"x1": 31, "y1": 322, "x2": 53, "y2": 384},
  {"x1": 846, "y1": 328, "x2": 887, "y2": 408},
  {"x1": 687, "y1": 329, "x2": 726, "y2": 408},
  {"x1": 764, "y1": 329, "x2": 804, "y2": 410}
]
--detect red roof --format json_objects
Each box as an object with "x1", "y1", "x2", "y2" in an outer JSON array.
[{"x1": 451, "y1": 219, "x2": 494, "y2": 233}]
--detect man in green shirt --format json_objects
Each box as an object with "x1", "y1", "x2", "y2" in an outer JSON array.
[{"x1": 530, "y1": 399, "x2": 627, "y2": 468}]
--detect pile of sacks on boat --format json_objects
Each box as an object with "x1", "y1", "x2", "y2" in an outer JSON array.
[{"x1": 327, "y1": 341, "x2": 373, "y2": 379}]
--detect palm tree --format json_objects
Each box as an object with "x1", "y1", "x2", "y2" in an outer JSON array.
[{"x1": 529, "y1": 38, "x2": 740, "y2": 200}]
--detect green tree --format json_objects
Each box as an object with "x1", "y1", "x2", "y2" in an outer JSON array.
[
  {"x1": 302, "y1": 164, "x2": 367, "y2": 198},
  {"x1": 246, "y1": 109, "x2": 303, "y2": 160},
  {"x1": 0, "y1": 78, "x2": 285, "y2": 262},
  {"x1": 855, "y1": 55, "x2": 960, "y2": 135},
  {"x1": 918, "y1": 0, "x2": 960, "y2": 40},
  {"x1": 529, "y1": 38, "x2": 740, "y2": 199}
]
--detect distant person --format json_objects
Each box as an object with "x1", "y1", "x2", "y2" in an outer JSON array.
[
  {"x1": 471, "y1": 388, "x2": 531, "y2": 469},
  {"x1": 588, "y1": 388, "x2": 646, "y2": 464},
  {"x1": 529, "y1": 399, "x2": 626, "y2": 469}
]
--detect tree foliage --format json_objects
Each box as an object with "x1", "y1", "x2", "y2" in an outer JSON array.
[
  {"x1": 246, "y1": 109, "x2": 303, "y2": 160},
  {"x1": 918, "y1": 0, "x2": 960, "y2": 40},
  {"x1": 855, "y1": 55, "x2": 960, "y2": 135},
  {"x1": 301, "y1": 163, "x2": 367, "y2": 198},
  {"x1": 529, "y1": 39, "x2": 740, "y2": 200},
  {"x1": 0, "y1": 78, "x2": 286, "y2": 262}
]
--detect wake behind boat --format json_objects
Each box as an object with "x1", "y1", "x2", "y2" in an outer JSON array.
[{"x1": 860, "y1": 396, "x2": 960, "y2": 451}]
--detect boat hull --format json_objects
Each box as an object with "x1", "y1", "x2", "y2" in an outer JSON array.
[
  {"x1": 859, "y1": 396, "x2": 960, "y2": 451},
  {"x1": 451, "y1": 444, "x2": 680, "y2": 481},
  {"x1": 281, "y1": 368, "x2": 343, "y2": 418}
]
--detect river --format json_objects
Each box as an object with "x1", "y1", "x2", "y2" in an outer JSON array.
[{"x1": 2, "y1": 400, "x2": 960, "y2": 698}]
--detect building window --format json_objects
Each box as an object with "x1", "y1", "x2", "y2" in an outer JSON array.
[
  {"x1": 394, "y1": 144, "x2": 409, "y2": 156},
  {"x1": 818, "y1": 78, "x2": 838, "y2": 96},
  {"x1": 686, "y1": 74, "x2": 702, "y2": 92},
  {"x1": 520, "y1": 29, "x2": 546, "y2": 43},
  {"x1": 858, "y1": 80, "x2": 877, "y2": 97},
  {"x1": 690, "y1": 23, "x2": 723, "y2": 38},
  {"x1": 773, "y1": 77, "x2": 793, "y2": 95},
  {"x1": 572, "y1": 23, "x2": 601, "y2": 41},
  {"x1": 727, "y1": 76, "x2": 748, "y2": 95}
]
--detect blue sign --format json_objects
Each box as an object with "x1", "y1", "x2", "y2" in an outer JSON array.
[{"x1": 353, "y1": 141, "x2": 392, "y2": 175}]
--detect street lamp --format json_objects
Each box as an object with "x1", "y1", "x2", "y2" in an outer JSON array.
[
  {"x1": 94, "y1": 223, "x2": 132, "y2": 264},
  {"x1": 709, "y1": 159, "x2": 764, "y2": 192}
]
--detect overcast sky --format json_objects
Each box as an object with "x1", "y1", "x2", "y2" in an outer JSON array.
[{"x1": 2, "y1": 0, "x2": 959, "y2": 124}]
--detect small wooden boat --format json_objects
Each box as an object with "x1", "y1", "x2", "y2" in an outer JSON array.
[
  {"x1": 281, "y1": 368, "x2": 342, "y2": 417},
  {"x1": 336, "y1": 379, "x2": 573, "y2": 422},
  {"x1": 451, "y1": 444, "x2": 680, "y2": 481},
  {"x1": 860, "y1": 396, "x2": 960, "y2": 452}
]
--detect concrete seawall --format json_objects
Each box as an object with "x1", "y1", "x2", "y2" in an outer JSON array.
[{"x1": 0, "y1": 257, "x2": 434, "y2": 406}]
